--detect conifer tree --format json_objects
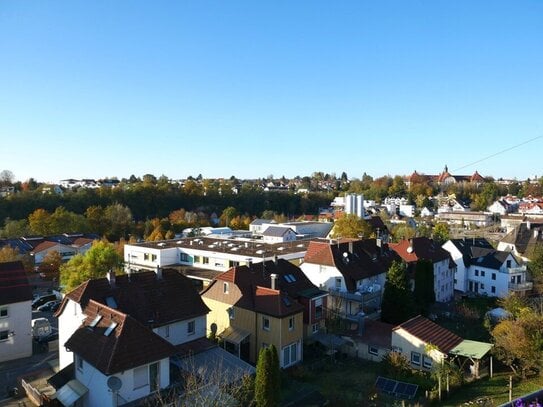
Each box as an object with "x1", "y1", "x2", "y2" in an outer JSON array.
[
  {"x1": 255, "y1": 347, "x2": 274, "y2": 407},
  {"x1": 381, "y1": 260, "x2": 415, "y2": 324}
]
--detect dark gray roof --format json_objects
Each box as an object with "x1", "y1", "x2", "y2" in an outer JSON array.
[
  {"x1": 250, "y1": 219, "x2": 275, "y2": 226},
  {"x1": 262, "y1": 226, "x2": 295, "y2": 237},
  {"x1": 501, "y1": 222, "x2": 543, "y2": 255},
  {"x1": 449, "y1": 238, "x2": 514, "y2": 270}
]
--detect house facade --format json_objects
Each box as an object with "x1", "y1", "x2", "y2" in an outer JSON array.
[
  {"x1": 54, "y1": 269, "x2": 254, "y2": 406},
  {"x1": 498, "y1": 221, "x2": 543, "y2": 262},
  {"x1": 124, "y1": 236, "x2": 310, "y2": 274},
  {"x1": 391, "y1": 315, "x2": 463, "y2": 370},
  {"x1": 300, "y1": 238, "x2": 398, "y2": 321},
  {"x1": 0, "y1": 261, "x2": 33, "y2": 362},
  {"x1": 201, "y1": 259, "x2": 322, "y2": 368},
  {"x1": 442, "y1": 238, "x2": 532, "y2": 298},
  {"x1": 261, "y1": 226, "x2": 297, "y2": 244},
  {"x1": 390, "y1": 237, "x2": 455, "y2": 303}
]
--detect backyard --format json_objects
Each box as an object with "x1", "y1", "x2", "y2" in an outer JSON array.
[{"x1": 281, "y1": 343, "x2": 543, "y2": 406}]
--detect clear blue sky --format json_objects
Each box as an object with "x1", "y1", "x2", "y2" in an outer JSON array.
[{"x1": 1, "y1": 1, "x2": 542, "y2": 183}]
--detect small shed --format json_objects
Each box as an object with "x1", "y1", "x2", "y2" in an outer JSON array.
[{"x1": 449, "y1": 339, "x2": 494, "y2": 379}]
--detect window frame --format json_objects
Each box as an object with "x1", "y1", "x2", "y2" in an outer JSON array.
[
  {"x1": 133, "y1": 365, "x2": 149, "y2": 390},
  {"x1": 187, "y1": 320, "x2": 195, "y2": 335},
  {"x1": 262, "y1": 316, "x2": 270, "y2": 331},
  {"x1": 423, "y1": 355, "x2": 433, "y2": 369},
  {"x1": 411, "y1": 351, "x2": 421, "y2": 366},
  {"x1": 288, "y1": 317, "x2": 294, "y2": 331}
]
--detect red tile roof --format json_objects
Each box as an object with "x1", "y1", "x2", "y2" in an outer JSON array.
[
  {"x1": 65, "y1": 300, "x2": 176, "y2": 374},
  {"x1": 203, "y1": 259, "x2": 313, "y2": 317},
  {"x1": 0, "y1": 261, "x2": 32, "y2": 306},
  {"x1": 390, "y1": 237, "x2": 451, "y2": 264},
  {"x1": 393, "y1": 315, "x2": 462, "y2": 354}
]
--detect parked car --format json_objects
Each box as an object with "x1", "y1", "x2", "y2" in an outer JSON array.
[
  {"x1": 31, "y1": 318, "x2": 52, "y2": 338},
  {"x1": 37, "y1": 300, "x2": 60, "y2": 312},
  {"x1": 32, "y1": 294, "x2": 58, "y2": 309},
  {"x1": 36, "y1": 331, "x2": 59, "y2": 344}
]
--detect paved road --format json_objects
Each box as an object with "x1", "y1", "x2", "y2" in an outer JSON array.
[{"x1": 0, "y1": 346, "x2": 58, "y2": 402}]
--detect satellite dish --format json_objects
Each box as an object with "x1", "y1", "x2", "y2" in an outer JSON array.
[{"x1": 107, "y1": 376, "x2": 122, "y2": 391}]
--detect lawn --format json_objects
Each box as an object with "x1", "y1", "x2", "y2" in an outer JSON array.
[
  {"x1": 283, "y1": 356, "x2": 398, "y2": 406},
  {"x1": 283, "y1": 348, "x2": 543, "y2": 406},
  {"x1": 438, "y1": 372, "x2": 543, "y2": 406}
]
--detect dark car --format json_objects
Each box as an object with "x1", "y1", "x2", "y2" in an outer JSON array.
[
  {"x1": 32, "y1": 294, "x2": 58, "y2": 310},
  {"x1": 37, "y1": 300, "x2": 60, "y2": 312},
  {"x1": 36, "y1": 331, "x2": 59, "y2": 344}
]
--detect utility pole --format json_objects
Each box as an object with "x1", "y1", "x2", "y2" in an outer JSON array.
[{"x1": 509, "y1": 375, "x2": 513, "y2": 402}]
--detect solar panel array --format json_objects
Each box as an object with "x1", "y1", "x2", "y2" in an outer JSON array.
[{"x1": 375, "y1": 376, "x2": 418, "y2": 399}]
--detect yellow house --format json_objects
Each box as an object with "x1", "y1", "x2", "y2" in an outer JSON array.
[{"x1": 202, "y1": 264, "x2": 305, "y2": 368}]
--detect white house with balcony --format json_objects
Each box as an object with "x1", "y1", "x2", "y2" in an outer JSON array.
[
  {"x1": 0, "y1": 261, "x2": 33, "y2": 362},
  {"x1": 300, "y1": 238, "x2": 398, "y2": 320},
  {"x1": 442, "y1": 238, "x2": 532, "y2": 298}
]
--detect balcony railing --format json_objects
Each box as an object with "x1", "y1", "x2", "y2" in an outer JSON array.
[
  {"x1": 503, "y1": 265, "x2": 527, "y2": 274},
  {"x1": 509, "y1": 281, "x2": 533, "y2": 291},
  {"x1": 328, "y1": 288, "x2": 381, "y2": 303}
]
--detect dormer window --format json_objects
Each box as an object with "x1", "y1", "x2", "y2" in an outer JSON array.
[
  {"x1": 89, "y1": 315, "x2": 102, "y2": 328},
  {"x1": 104, "y1": 322, "x2": 118, "y2": 337}
]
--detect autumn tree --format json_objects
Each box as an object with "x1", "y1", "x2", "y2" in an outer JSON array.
[
  {"x1": 381, "y1": 260, "x2": 416, "y2": 324},
  {"x1": 38, "y1": 250, "x2": 62, "y2": 277},
  {"x1": 60, "y1": 240, "x2": 123, "y2": 291},
  {"x1": 28, "y1": 208, "x2": 52, "y2": 235},
  {"x1": 491, "y1": 308, "x2": 543, "y2": 377},
  {"x1": 220, "y1": 206, "x2": 238, "y2": 227},
  {"x1": 0, "y1": 246, "x2": 33, "y2": 271},
  {"x1": 331, "y1": 213, "x2": 373, "y2": 239}
]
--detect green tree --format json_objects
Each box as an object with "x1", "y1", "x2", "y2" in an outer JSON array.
[
  {"x1": 104, "y1": 203, "x2": 133, "y2": 241},
  {"x1": 254, "y1": 346, "x2": 275, "y2": 407},
  {"x1": 381, "y1": 260, "x2": 416, "y2": 324},
  {"x1": 1, "y1": 218, "x2": 30, "y2": 238},
  {"x1": 331, "y1": 213, "x2": 372, "y2": 239},
  {"x1": 60, "y1": 240, "x2": 123, "y2": 291},
  {"x1": 432, "y1": 223, "x2": 450, "y2": 244},
  {"x1": 413, "y1": 259, "x2": 435, "y2": 315},
  {"x1": 391, "y1": 224, "x2": 416, "y2": 242},
  {"x1": 269, "y1": 345, "x2": 281, "y2": 404}
]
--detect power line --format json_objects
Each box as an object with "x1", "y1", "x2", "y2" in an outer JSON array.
[{"x1": 452, "y1": 136, "x2": 542, "y2": 173}]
